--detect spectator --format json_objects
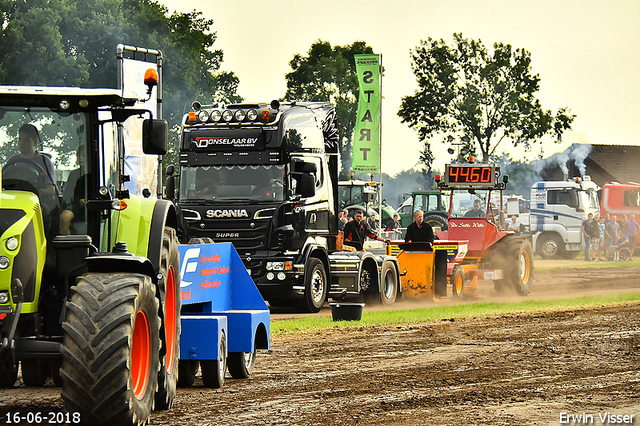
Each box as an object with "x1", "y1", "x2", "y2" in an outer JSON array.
[
  {"x1": 368, "y1": 213, "x2": 380, "y2": 232},
  {"x1": 343, "y1": 209, "x2": 390, "y2": 250},
  {"x1": 626, "y1": 213, "x2": 639, "y2": 258},
  {"x1": 589, "y1": 214, "x2": 601, "y2": 261},
  {"x1": 604, "y1": 214, "x2": 619, "y2": 258},
  {"x1": 338, "y1": 210, "x2": 347, "y2": 231},
  {"x1": 595, "y1": 215, "x2": 605, "y2": 261},
  {"x1": 385, "y1": 213, "x2": 402, "y2": 237},
  {"x1": 405, "y1": 210, "x2": 435, "y2": 244},
  {"x1": 581, "y1": 213, "x2": 593, "y2": 261},
  {"x1": 618, "y1": 214, "x2": 627, "y2": 236},
  {"x1": 507, "y1": 215, "x2": 521, "y2": 234}
]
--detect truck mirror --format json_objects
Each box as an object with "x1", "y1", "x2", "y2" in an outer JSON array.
[
  {"x1": 299, "y1": 173, "x2": 315, "y2": 198},
  {"x1": 166, "y1": 175, "x2": 175, "y2": 200},
  {"x1": 292, "y1": 159, "x2": 317, "y2": 173},
  {"x1": 143, "y1": 119, "x2": 168, "y2": 155},
  {"x1": 363, "y1": 192, "x2": 375, "y2": 203}
]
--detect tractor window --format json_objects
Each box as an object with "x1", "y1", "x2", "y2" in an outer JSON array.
[
  {"x1": 0, "y1": 107, "x2": 89, "y2": 236},
  {"x1": 547, "y1": 189, "x2": 578, "y2": 209}
]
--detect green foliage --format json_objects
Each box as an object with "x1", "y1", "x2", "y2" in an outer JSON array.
[
  {"x1": 284, "y1": 40, "x2": 375, "y2": 176},
  {"x1": 398, "y1": 33, "x2": 576, "y2": 165},
  {"x1": 0, "y1": 0, "x2": 241, "y2": 166}
]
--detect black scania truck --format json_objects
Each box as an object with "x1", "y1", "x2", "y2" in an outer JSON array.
[{"x1": 168, "y1": 100, "x2": 400, "y2": 312}]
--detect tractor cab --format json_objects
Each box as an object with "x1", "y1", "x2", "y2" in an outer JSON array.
[{"x1": 435, "y1": 163, "x2": 509, "y2": 256}]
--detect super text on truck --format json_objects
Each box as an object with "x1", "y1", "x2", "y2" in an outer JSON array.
[{"x1": 167, "y1": 100, "x2": 402, "y2": 312}]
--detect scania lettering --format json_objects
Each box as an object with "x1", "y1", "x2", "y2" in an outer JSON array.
[
  {"x1": 168, "y1": 100, "x2": 401, "y2": 312},
  {"x1": 206, "y1": 209, "x2": 250, "y2": 218}
]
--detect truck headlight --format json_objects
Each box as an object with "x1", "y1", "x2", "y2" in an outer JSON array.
[
  {"x1": 0, "y1": 291, "x2": 9, "y2": 304},
  {"x1": 0, "y1": 257, "x2": 9, "y2": 269},
  {"x1": 6, "y1": 237, "x2": 18, "y2": 251},
  {"x1": 277, "y1": 272, "x2": 286, "y2": 281},
  {"x1": 266, "y1": 272, "x2": 275, "y2": 280}
]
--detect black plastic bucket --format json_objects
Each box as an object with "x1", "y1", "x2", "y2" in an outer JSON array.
[{"x1": 330, "y1": 303, "x2": 365, "y2": 321}]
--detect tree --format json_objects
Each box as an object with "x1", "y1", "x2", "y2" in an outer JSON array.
[
  {"x1": 398, "y1": 33, "x2": 575, "y2": 163},
  {"x1": 284, "y1": 40, "x2": 375, "y2": 177},
  {"x1": 0, "y1": 0, "x2": 241, "y2": 165}
]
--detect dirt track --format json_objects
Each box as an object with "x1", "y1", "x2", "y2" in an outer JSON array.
[{"x1": 2, "y1": 262, "x2": 640, "y2": 425}]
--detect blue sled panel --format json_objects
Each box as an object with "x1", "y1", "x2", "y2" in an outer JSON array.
[
  {"x1": 178, "y1": 242, "x2": 269, "y2": 312},
  {"x1": 180, "y1": 315, "x2": 227, "y2": 361},
  {"x1": 219, "y1": 310, "x2": 271, "y2": 352}
]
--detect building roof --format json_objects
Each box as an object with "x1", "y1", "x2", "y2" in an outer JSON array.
[{"x1": 540, "y1": 144, "x2": 640, "y2": 187}]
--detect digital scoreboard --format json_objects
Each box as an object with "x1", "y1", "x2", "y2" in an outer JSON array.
[{"x1": 444, "y1": 164, "x2": 496, "y2": 186}]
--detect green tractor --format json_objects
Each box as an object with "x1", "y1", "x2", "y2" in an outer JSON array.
[
  {"x1": 0, "y1": 45, "x2": 180, "y2": 425},
  {"x1": 397, "y1": 190, "x2": 449, "y2": 230}
]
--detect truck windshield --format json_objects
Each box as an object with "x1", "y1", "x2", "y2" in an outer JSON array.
[
  {"x1": 180, "y1": 164, "x2": 286, "y2": 202},
  {"x1": 0, "y1": 107, "x2": 88, "y2": 235}
]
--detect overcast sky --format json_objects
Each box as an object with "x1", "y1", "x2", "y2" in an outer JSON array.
[{"x1": 160, "y1": 0, "x2": 640, "y2": 176}]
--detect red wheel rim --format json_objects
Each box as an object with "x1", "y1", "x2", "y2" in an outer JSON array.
[
  {"x1": 165, "y1": 265, "x2": 177, "y2": 373},
  {"x1": 131, "y1": 310, "x2": 151, "y2": 399}
]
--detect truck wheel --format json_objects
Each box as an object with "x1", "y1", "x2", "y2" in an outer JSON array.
[
  {"x1": 505, "y1": 238, "x2": 534, "y2": 295},
  {"x1": 297, "y1": 258, "x2": 327, "y2": 313},
  {"x1": 450, "y1": 266, "x2": 465, "y2": 298},
  {"x1": 155, "y1": 227, "x2": 181, "y2": 410},
  {"x1": 228, "y1": 344, "x2": 256, "y2": 379},
  {"x1": 60, "y1": 273, "x2": 160, "y2": 426},
  {"x1": 21, "y1": 359, "x2": 48, "y2": 386},
  {"x1": 0, "y1": 354, "x2": 17, "y2": 387},
  {"x1": 201, "y1": 332, "x2": 226, "y2": 388},
  {"x1": 378, "y1": 261, "x2": 398, "y2": 305},
  {"x1": 538, "y1": 234, "x2": 564, "y2": 259},
  {"x1": 423, "y1": 213, "x2": 448, "y2": 231},
  {"x1": 177, "y1": 360, "x2": 199, "y2": 387}
]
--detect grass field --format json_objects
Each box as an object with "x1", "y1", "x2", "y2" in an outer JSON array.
[{"x1": 272, "y1": 292, "x2": 640, "y2": 335}]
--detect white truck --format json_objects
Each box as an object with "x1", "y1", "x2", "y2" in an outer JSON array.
[{"x1": 528, "y1": 176, "x2": 600, "y2": 259}]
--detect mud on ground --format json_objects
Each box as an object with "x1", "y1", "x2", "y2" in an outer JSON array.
[{"x1": 2, "y1": 263, "x2": 640, "y2": 425}]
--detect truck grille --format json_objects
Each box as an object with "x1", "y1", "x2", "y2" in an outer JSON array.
[{"x1": 187, "y1": 219, "x2": 270, "y2": 252}]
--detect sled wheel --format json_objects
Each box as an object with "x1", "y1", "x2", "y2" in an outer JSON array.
[
  {"x1": 155, "y1": 227, "x2": 181, "y2": 410},
  {"x1": 60, "y1": 273, "x2": 160, "y2": 426},
  {"x1": 228, "y1": 345, "x2": 256, "y2": 379},
  {"x1": 451, "y1": 266, "x2": 464, "y2": 298},
  {"x1": 201, "y1": 332, "x2": 226, "y2": 388},
  {"x1": 177, "y1": 360, "x2": 199, "y2": 387}
]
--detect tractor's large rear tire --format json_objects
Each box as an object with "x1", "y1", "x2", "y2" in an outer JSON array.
[
  {"x1": 503, "y1": 237, "x2": 534, "y2": 295},
  {"x1": 155, "y1": 227, "x2": 181, "y2": 410},
  {"x1": 60, "y1": 273, "x2": 160, "y2": 426},
  {"x1": 423, "y1": 213, "x2": 448, "y2": 231},
  {"x1": 490, "y1": 236, "x2": 534, "y2": 295},
  {"x1": 297, "y1": 258, "x2": 327, "y2": 313}
]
